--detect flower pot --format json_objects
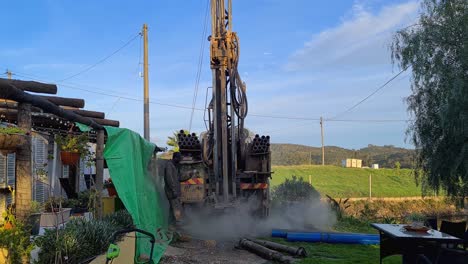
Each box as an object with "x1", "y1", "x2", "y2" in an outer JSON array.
[
  {"x1": 60, "y1": 151, "x2": 81, "y2": 165},
  {"x1": 106, "y1": 186, "x2": 117, "y2": 197},
  {"x1": 0, "y1": 133, "x2": 26, "y2": 151},
  {"x1": 40, "y1": 208, "x2": 72, "y2": 227},
  {"x1": 28, "y1": 213, "x2": 41, "y2": 236}
]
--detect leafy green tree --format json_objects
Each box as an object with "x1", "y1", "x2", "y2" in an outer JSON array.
[
  {"x1": 391, "y1": 0, "x2": 468, "y2": 204},
  {"x1": 394, "y1": 161, "x2": 401, "y2": 176},
  {"x1": 166, "y1": 130, "x2": 189, "y2": 152}
]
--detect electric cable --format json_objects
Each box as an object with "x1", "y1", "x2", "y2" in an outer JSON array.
[
  {"x1": 59, "y1": 33, "x2": 141, "y2": 82},
  {"x1": 327, "y1": 66, "x2": 409, "y2": 120},
  {"x1": 189, "y1": 0, "x2": 210, "y2": 131}
]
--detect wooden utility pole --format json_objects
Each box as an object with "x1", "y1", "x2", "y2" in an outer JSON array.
[
  {"x1": 6, "y1": 69, "x2": 12, "y2": 80},
  {"x1": 320, "y1": 117, "x2": 325, "y2": 166},
  {"x1": 142, "y1": 24, "x2": 150, "y2": 141}
]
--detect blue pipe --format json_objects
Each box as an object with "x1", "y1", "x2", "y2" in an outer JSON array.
[
  {"x1": 271, "y1": 229, "x2": 288, "y2": 238},
  {"x1": 285, "y1": 232, "x2": 380, "y2": 245}
]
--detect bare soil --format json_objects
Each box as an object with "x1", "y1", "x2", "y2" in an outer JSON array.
[{"x1": 160, "y1": 238, "x2": 268, "y2": 264}]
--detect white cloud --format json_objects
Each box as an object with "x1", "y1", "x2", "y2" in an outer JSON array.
[{"x1": 286, "y1": 1, "x2": 419, "y2": 71}]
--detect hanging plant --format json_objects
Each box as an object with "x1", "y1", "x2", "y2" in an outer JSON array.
[
  {"x1": 55, "y1": 134, "x2": 90, "y2": 165},
  {"x1": 0, "y1": 126, "x2": 27, "y2": 151}
]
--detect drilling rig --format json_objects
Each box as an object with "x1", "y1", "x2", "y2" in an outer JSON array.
[{"x1": 174, "y1": 0, "x2": 271, "y2": 217}]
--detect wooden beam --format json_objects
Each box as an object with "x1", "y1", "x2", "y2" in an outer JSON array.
[
  {"x1": 0, "y1": 109, "x2": 119, "y2": 127},
  {"x1": 39, "y1": 95, "x2": 85, "y2": 108},
  {"x1": 72, "y1": 109, "x2": 105, "y2": 119},
  {"x1": 92, "y1": 118, "x2": 119, "y2": 127},
  {"x1": 0, "y1": 78, "x2": 57, "y2": 94},
  {"x1": 0, "y1": 80, "x2": 104, "y2": 130}
]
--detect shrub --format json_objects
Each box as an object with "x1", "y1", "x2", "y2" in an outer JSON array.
[
  {"x1": 272, "y1": 175, "x2": 320, "y2": 202},
  {"x1": 35, "y1": 210, "x2": 134, "y2": 264}
]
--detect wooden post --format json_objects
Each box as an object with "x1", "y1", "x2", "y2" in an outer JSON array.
[
  {"x1": 95, "y1": 130, "x2": 105, "y2": 218},
  {"x1": 320, "y1": 117, "x2": 325, "y2": 166},
  {"x1": 369, "y1": 174, "x2": 372, "y2": 200},
  {"x1": 16, "y1": 103, "x2": 32, "y2": 220},
  {"x1": 309, "y1": 175, "x2": 312, "y2": 185},
  {"x1": 142, "y1": 24, "x2": 150, "y2": 141}
]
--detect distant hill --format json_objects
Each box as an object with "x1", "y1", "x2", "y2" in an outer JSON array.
[{"x1": 271, "y1": 144, "x2": 414, "y2": 168}]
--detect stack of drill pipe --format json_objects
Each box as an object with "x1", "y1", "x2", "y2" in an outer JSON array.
[
  {"x1": 238, "y1": 238, "x2": 294, "y2": 263},
  {"x1": 177, "y1": 130, "x2": 201, "y2": 150},
  {"x1": 251, "y1": 134, "x2": 270, "y2": 153}
]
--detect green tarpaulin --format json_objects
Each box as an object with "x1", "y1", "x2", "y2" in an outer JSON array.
[{"x1": 103, "y1": 126, "x2": 170, "y2": 263}]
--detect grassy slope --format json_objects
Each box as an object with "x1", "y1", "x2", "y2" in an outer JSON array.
[{"x1": 272, "y1": 165, "x2": 421, "y2": 198}]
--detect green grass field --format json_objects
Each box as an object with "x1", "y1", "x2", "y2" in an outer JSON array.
[{"x1": 271, "y1": 165, "x2": 421, "y2": 198}]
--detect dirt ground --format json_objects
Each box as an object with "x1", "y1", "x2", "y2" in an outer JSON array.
[{"x1": 160, "y1": 238, "x2": 268, "y2": 264}]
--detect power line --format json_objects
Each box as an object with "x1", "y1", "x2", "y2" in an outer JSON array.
[
  {"x1": 13, "y1": 73, "x2": 203, "y2": 110},
  {"x1": 9, "y1": 70, "x2": 411, "y2": 123},
  {"x1": 327, "y1": 66, "x2": 410, "y2": 120},
  {"x1": 189, "y1": 0, "x2": 210, "y2": 131},
  {"x1": 59, "y1": 33, "x2": 141, "y2": 82}
]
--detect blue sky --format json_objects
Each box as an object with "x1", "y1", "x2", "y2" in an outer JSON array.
[{"x1": 1, "y1": 0, "x2": 420, "y2": 149}]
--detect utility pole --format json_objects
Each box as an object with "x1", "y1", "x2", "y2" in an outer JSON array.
[
  {"x1": 142, "y1": 24, "x2": 150, "y2": 141},
  {"x1": 6, "y1": 69, "x2": 12, "y2": 79},
  {"x1": 320, "y1": 116, "x2": 325, "y2": 166}
]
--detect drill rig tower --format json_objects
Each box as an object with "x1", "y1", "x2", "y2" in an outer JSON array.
[{"x1": 175, "y1": 0, "x2": 271, "y2": 216}]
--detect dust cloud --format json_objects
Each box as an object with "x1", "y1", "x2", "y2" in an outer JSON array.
[{"x1": 179, "y1": 197, "x2": 336, "y2": 241}]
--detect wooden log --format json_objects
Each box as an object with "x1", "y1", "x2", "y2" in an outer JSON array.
[
  {"x1": 2, "y1": 108, "x2": 104, "y2": 119},
  {"x1": 0, "y1": 81, "x2": 103, "y2": 130},
  {"x1": 0, "y1": 109, "x2": 119, "y2": 128},
  {"x1": 72, "y1": 109, "x2": 105, "y2": 119},
  {"x1": 39, "y1": 95, "x2": 85, "y2": 108},
  {"x1": 0, "y1": 78, "x2": 57, "y2": 94},
  {"x1": 92, "y1": 118, "x2": 119, "y2": 127}
]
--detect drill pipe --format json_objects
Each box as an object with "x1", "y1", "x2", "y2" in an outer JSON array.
[
  {"x1": 238, "y1": 239, "x2": 293, "y2": 263},
  {"x1": 249, "y1": 239, "x2": 307, "y2": 257}
]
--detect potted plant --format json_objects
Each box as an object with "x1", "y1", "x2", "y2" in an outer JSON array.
[
  {"x1": 0, "y1": 126, "x2": 27, "y2": 152},
  {"x1": 104, "y1": 178, "x2": 117, "y2": 197},
  {"x1": 40, "y1": 197, "x2": 72, "y2": 228},
  {"x1": 29, "y1": 201, "x2": 42, "y2": 236},
  {"x1": 55, "y1": 133, "x2": 89, "y2": 165},
  {"x1": 405, "y1": 213, "x2": 426, "y2": 228}
]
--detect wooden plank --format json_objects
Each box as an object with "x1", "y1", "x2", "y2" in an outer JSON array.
[{"x1": 0, "y1": 78, "x2": 57, "y2": 94}]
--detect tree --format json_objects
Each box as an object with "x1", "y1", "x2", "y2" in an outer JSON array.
[
  {"x1": 391, "y1": 0, "x2": 468, "y2": 204},
  {"x1": 394, "y1": 161, "x2": 401, "y2": 176},
  {"x1": 166, "y1": 130, "x2": 189, "y2": 152}
]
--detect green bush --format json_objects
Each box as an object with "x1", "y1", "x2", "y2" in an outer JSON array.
[
  {"x1": 0, "y1": 222, "x2": 34, "y2": 264},
  {"x1": 35, "y1": 210, "x2": 134, "y2": 264},
  {"x1": 271, "y1": 175, "x2": 320, "y2": 202}
]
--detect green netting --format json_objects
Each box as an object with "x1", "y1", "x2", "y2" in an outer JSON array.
[
  {"x1": 103, "y1": 126, "x2": 170, "y2": 263},
  {"x1": 75, "y1": 122, "x2": 92, "y2": 132}
]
